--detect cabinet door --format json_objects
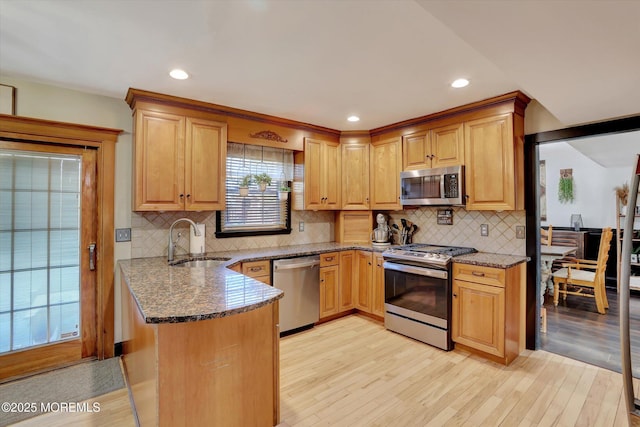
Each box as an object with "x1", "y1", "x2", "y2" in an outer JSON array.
[
  {"x1": 402, "y1": 131, "x2": 429, "y2": 171},
  {"x1": 185, "y1": 118, "x2": 227, "y2": 211},
  {"x1": 371, "y1": 253, "x2": 385, "y2": 317},
  {"x1": 464, "y1": 114, "x2": 515, "y2": 210},
  {"x1": 339, "y1": 251, "x2": 355, "y2": 311},
  {"x1": 452, "y1": 279, "x2": 505, "y2": 357},
  {"x1": 320, "y1": 265, "x2": 340, "y2": 318},
  {"x1": 341, "y1": 143, "x2": 370, "y2": 210},
  {"x1": 431, "y1": 123, "x2": 464, "y2": 168},
  {"x1": 322, "y1": 140, "x2": 342, "y2": 209},
  {"x1": 304, "y1": 138, "x2": 324, "y2": 209},
  {"x1": 134, "y1": 110, "x2": 185, "y2": 211},
  {"x1": 370, "y1": 137, "x2": 402, "y2": 210},
  {"x1": 355, "y1": 251, "x2": 372, "y2": 312}
]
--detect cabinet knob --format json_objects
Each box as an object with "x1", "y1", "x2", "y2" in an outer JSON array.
[
  {"x1": 179, "y1": 194, "x2": 184, "y2": 199},
  {"x1": 186, "y1": 194, "x2": 191, "y2": 198},
  {"x1": 368, "y1": 262, "x2": 372, "y2": 266},
  {"x1": 453, "y1": 293, "x2": 458, "y2": 297}
]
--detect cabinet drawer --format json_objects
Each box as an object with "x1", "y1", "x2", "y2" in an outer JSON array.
[
  {"x1": 453, "y1": 263, "x2": 505, "y2": 288},
  {"x1": 242, "y1": 260, "x2": 271, "y2": 278},
  {"x1": 320, "y1": 252, "x2": 340, "y2": 267}
]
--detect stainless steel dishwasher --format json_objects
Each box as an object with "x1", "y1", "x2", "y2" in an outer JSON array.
[{"x1": 272, "y1": 255, "x2": 320, "y2": 334}]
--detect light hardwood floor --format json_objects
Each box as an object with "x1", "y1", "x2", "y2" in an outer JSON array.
[
  {"x1": 279, "y1": 315, "x2": 638, "y2": 427},
  {"x1": 13, "y1": 315, "x2": 639, "y2": 426}
]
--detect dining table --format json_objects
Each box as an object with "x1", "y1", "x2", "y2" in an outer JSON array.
[{"x1": 539, "y1": 244, "x2": 577, "y2": 333}]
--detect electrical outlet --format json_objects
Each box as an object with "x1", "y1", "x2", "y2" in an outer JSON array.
[
  {"x1": 115, "y1": 228, "x2": 131, "y2": 242},
  {"x1": 480, "y1": 224, "x2": 489, "y2": 237},
  {"x1": 299, "y1": 221, "x2": 305, "y2": 232},
  {"x1": 516, "y1": 226, "x2": 526, "y2": 239}
]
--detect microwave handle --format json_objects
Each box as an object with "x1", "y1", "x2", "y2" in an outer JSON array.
[{"x1": 440, "y1": 175, "x2": 446, "y2": 199}]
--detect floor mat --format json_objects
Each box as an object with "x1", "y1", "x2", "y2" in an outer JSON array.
[{"x1": 0, "y1": 357, "x2": 125, "y2": 426}]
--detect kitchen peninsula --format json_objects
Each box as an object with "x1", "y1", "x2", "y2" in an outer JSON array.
[{"x1": 119, "y1": 257, "x2": 283, "y2": 427}]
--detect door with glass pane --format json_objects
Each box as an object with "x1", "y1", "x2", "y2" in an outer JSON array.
[{"x1": 0, "y1": 142, "x2": 97, "y2": 379}]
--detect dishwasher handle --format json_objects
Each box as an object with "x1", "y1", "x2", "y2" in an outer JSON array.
[{"x1": 273, "y1": 260, "x2": 320, "y2": 271}]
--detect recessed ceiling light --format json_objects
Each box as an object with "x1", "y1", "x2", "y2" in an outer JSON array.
[
  {"x1": 169, "y1": 69, "x2": 189, "y2": 80},
  {"x1": 347, "y1": 115, "x2": 360, "y2": 122},
  {"x1": 451, "y1": 78, "x2": 469, "y2": 88}
]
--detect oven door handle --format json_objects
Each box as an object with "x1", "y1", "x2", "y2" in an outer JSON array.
[{"x1": 383, "y1": 261, "x2": 448, "y2": 279}]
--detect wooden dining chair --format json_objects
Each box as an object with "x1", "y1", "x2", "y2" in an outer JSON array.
[
  {"x1": 552, "y1": 227, "x2": 613, "y2": 314},
  {"x1": 541, "y1": 225, "x2": 553, "y2": 246}
]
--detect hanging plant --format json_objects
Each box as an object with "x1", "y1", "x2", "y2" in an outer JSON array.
[
  {"x1": 253, "y1": 172, "x2": 272, "y2": 192},
  {"x1": 558, "y1": 168, "x2": 574, "y2": 203}
]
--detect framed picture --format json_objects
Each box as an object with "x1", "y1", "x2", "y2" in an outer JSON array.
[{"x1": 0, "y1": 84, "x2": 16, "y2": 115}]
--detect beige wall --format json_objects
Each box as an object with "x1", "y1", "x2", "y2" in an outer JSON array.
[{"x1": 0, "y1": 76, "x2": 574, "y2": 344}]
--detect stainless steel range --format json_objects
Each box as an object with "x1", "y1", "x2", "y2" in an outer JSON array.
[{"x1": 382, "y1": 244, "x2": 476, "y2": 350}]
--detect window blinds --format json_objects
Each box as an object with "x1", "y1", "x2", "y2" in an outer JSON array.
[{"x1": 220, "y1": 143, "x2": 293, "y2": 233}]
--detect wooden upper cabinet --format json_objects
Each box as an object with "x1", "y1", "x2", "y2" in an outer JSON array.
[
  {"x1": 402, "y1": 131, "x2": 429, "y2": 171},
  {"x1": 133, "y1": 109, "x2": 227, "y2": 211},
  {"x1": 134, "y1": 110, "x2": 186, "y2": 211},
  {"x1": 431, "y1": 123, "x2": 464, "y2": 168},
  {"x1": 402, "y1": 123, "x2": 463, "y2": 171},
  {"x1": 303, "y1": 138, "x2": 341, "y2": 210},
  {"x1": 185, "y1": 118, "x2": 227, "y2": 210},
  {"x1": 464, "y1": 113, "x2": 522, "y2": 211},
  {"x1": 341, "y1": 142, "x2": 370, "y2": 210},
  {"x1": 370, "y1": 136, "x2": 402, "y2": 210}
]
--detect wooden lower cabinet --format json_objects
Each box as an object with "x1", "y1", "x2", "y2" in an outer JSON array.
[
  {"x1": 355, "y1": 251, "x2": 373, "y2": 313},
  {"x1": 371, "y1": 253, "x2": 385, "y2": 317},
  {"x1": 339, "y1": 250, "x2": 355, "y2": 311},
  {"x1": 451, "y1": 262, "x2": 525, "y2": 365},
  {"x1": 242, "y1": 259, "x2": 271, "y2": 285},
  {"x1": 319, "y1": 265, "x2": 340, "y2": 318},
  {"x1": 121, "y1": 279, "x2": 279, "y2": 426}
]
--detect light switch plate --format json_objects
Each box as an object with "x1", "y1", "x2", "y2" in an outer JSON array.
[
  {"x1": 115, "y1": 228, "x2": 131, "y2": 242},
  {"x1": 480, "y1": 224, "x2": 489, "y2": 237},
  {"x1": 299, "y1": 221, "x2": 304, "y2": 232},
  {"x1": 516, "y1": 226, "x2": 525, "y2": 239}
]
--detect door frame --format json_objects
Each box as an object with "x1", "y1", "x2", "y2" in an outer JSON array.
[
  {"x1": 0, "y1": 114, "x2": 121, "y2": 362},
  {"x1": 523, "y1": 115, "x2": 640, "y2": 350}
]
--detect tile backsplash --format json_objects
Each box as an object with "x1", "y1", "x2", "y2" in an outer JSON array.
[
  {"x1": 388, "y1": 208, "x2": 526, "y2": 256},
  {"x1": 131, "y1": 207, "x2": 525, "y2": 258},
  {"x1": 131, "y1": 210, "x2": 335, "y2": 258}
]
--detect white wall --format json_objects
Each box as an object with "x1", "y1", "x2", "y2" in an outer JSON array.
[{"x1": 539, "y1": 142, "x2": 628, "y2": 228}]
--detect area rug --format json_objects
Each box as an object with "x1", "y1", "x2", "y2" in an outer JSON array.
[{"x1": 0, "y1": 357, "x2": 125, "y2": 426}]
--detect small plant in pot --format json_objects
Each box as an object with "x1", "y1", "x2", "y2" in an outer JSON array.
[
  {"x1": 239, "y1": 174, "x2": 253, "y2": 197},
  {"x1": 278, "y1": 185, "x2": 291, "y2": 201},
  {"x1": 253, "y1": 173, "x2": 272, "y2": 192}
]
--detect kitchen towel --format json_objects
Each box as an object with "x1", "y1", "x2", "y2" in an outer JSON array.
[{"x1": 190, "y1": 223, "x2": 206, "y2": 255}]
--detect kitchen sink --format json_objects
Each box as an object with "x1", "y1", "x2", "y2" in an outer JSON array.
[{"x1": 170, "y1": 258, "x2": 230, "y2": 268}]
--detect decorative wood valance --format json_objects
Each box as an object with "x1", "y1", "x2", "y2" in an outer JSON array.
[{"x1": 249, "y1": 130, "x2": 288, "y2": 143}]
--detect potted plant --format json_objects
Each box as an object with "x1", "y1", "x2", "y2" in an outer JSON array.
[
  {"x1": 278, "y1": 185, "x2": 291, "y2": 201},
  {"x1": 253, "y1": 172, "x2": 272, "y2": 192},
  {"x1": 239, "y1": 174, "x2": 252, "y2": 197}
]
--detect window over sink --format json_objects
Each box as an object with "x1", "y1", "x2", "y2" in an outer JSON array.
[{"x1": 216, "y1": 143, "x2": 293, "y2": 238}]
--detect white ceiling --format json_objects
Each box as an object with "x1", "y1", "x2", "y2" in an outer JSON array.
[{"x1": 1, "y1": 0, "x2": 639, "y2": 131}]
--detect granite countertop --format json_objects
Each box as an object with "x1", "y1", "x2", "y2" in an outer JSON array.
[
  {"x1": 453, "y1": 252, "x2": 529, "y2": 269},
  {"x1": 119, "y1": 242, "x2": 528, "y2": 324},
  {"x1": 119, "y1": 242, "x2": 389, "y2": 324}
]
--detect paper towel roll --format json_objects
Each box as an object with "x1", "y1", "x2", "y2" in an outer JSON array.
[{"x1": 190, "y1": 223, "x2": 205, "y2": 255}]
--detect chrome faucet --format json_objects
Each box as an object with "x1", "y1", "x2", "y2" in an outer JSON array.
[{"x1": 168, "y1": 218, "x2": 202, "y2": 262}]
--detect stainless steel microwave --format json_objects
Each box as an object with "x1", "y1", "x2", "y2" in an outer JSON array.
[{"x1": 400, "y1": 165, "x2": 465, "y2": 206}]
